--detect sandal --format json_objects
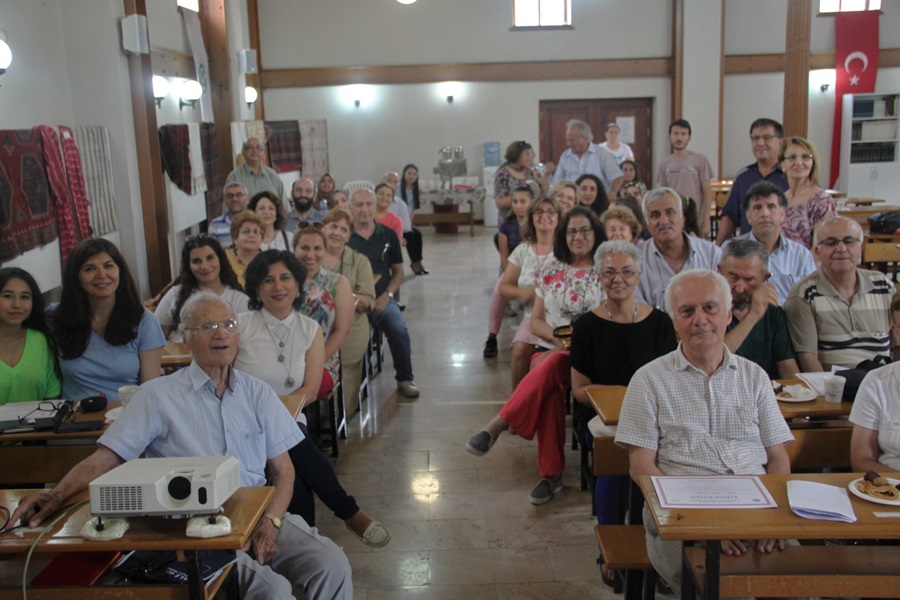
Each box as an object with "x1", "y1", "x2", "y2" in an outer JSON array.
[{"x1": 597, "y1": 555, "x2": 617, "y2": 587}]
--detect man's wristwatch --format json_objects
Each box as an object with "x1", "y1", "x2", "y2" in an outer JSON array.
[{"x1": 263, "y1": 512, "x2": 282, "y2": 529}]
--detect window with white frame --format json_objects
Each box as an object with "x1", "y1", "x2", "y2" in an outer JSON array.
[
  {"x1": 819, "y1": 0, "x2": 881, "y2": 12},
  {"x1": 513, "y1": 0, "x2": 572, "y2": 28}
]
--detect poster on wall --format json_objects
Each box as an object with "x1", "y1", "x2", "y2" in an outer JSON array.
[{"x1": 616, "y1": 117, "x2": 636, "y2": 144}]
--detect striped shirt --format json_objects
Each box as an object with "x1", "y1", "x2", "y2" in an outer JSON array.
[
  {"x1": 784, "y1": 269, "x2": 892, "y2": 369},
  {"x1": 208, "y1": 212, "x2": 233, "y2": 248},
  {"x1": 98, "y1": 362, "x2": 302, "y2": 487},
  {"x1": 615, "y1": 346, "x2": 793, "y2": 476}
]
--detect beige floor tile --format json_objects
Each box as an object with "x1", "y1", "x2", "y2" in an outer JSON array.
[
  {"x1": 314, "y1": 229, "x2": 603, "y2": 592},
  {"x1": 428, "y1": 547, "x2": 554, "y2": 585}
]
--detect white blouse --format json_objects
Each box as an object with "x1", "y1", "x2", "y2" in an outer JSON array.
[{"x1": 235, "y1": 308, "x2": 321, "y2": 399}]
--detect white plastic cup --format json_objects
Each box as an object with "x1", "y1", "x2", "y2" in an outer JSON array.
[
  {"x1": 118, "y1": 385, "x2": 140, "y2": 408},
  {"x1": 824, "y1": 375, "x2": 846, "y2": 404}
]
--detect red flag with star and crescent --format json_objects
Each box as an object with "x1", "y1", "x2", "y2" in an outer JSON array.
[{"x1": 829, "y1": 10, "x2": 880, "y2": 188}]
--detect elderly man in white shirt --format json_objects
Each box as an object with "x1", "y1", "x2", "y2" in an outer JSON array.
[
  {"x1": 635, "y1": 187, "x2": 722, "y2": 310},
  {"x1": 550, "y1": 119, "x2": 623, "y2": 200},
  {"x1": 616, "y1": 269, "x2": 793, "y2": 594}
]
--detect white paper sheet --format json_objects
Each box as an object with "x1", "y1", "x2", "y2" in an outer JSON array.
[
  {"x1": 651, "y1": 476, "x2": 778, "y2": 509},
  {"x1": 787, "y1": 480, "x2": 857, "y2": 523},
  {"x1": 0, "y1": 401, "x2": 57, "y2": 422}
]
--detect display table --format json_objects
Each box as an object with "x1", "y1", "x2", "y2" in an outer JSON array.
[{"x1": 415, "y1": 188, "x2": 485, "y2": 236}]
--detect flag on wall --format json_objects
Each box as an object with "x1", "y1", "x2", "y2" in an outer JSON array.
[{"x1": 829, "y1": 10, "x2": 880, "y2": 188}]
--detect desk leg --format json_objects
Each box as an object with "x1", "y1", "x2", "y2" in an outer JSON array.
[
  {"x1": 681, "y1": 542, "x2": 696, "y2": 600},
  {"x1": 185, "y1": 550, "x2": 205, "y2": 600},
  {"x1": 705, "y1": 540, "x2": 720, "y2": 600}
]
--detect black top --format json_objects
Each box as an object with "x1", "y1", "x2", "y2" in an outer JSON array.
[
  {"x1": 348, "y1": 223, "x2": 403, "y2": 297},
  {"x1": 570, "y1": 308, "x2": 678, "y2": 386}
]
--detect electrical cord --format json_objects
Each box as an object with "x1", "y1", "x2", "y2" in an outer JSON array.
[{"x1": 20, "y1": 500, "x2": 88, "y2": 600}]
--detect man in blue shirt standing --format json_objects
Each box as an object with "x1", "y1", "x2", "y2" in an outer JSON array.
[
  {"x1": 716, "y1": 118, "x2": 788, "y2": 245},
  {"x1": 550, "y1": 119, "x2": 623, "y2": 201}
]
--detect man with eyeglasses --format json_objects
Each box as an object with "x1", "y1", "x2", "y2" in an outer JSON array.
[
  {"x1": 225, "y1": 137, "x2": 285, "y2": 202},
  {"x1": 208, "y1": 182, "x2": 249, "y2": 247},
  {"x1": 718, "y1": 238, "x2": 800, "y2": 379},
  {"x1": 635, "y1": 187, "x2": 721, "y2": 310},
  {"x1": 724, "y1": 181, "x2": 815, "y2": 304},
  {"x1": 286, "y1": 178, "x2": 326, "y2": 232},
  {"x1": 785, "y1": 216, "x2": 893, "y2": 371},
  {"x1": 10, "y1": 292, "x2": 353, "y2": 600},
  {"x1": 715, "y1": 118, "x2": 789, "y2": 245}
]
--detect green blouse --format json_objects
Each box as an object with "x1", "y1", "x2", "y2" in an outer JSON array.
[{"x1": 0, "y1": 329, "x2": 61, "y2": 404}]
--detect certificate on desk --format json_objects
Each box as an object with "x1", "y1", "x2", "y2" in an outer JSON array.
[{"x1": 652, "y1": 476, "x2": 778, "y2": 509}]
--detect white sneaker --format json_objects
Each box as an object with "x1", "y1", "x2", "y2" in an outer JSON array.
[{"x1": 398, "y1": 380, "x2": 420, "y2": 398}]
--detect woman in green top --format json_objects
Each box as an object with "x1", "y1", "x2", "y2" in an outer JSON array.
[{"x1": 0, "y1": 268, "x2": 61, "y2": 403}]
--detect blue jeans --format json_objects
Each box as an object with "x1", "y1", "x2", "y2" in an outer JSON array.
[{"x1": 371, "y1": 299, "x2": 414, "y2": 382}]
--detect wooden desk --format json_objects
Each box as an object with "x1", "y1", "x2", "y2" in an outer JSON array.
[
  {"x1": 0, "y1": 406, "x2": 116, "y2": 485},
  {"x1": 846, "y1": 197, "x2": 886, "y2": 207},
  {"x1": 638, "y1": 473, "x2": 900, "y2": 600},
  {"x1": 0, "y1": 486, "x2": 273, "y2": 600},
  {"x1": 586, "y1": 381, "x2": 852, "y2": 426},
  {"x1": 279, "y1": 394, "x2": 308, "y2": 420},
  {"x1": 412, "y1": 200, "x2": 476, "y2": 237},
  {"x1": 162, "y1": 342, "x2": 192, "y2": 370}
]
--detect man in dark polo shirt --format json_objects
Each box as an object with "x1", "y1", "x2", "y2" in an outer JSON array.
[
  {"x1": 347, "y1": 189, "x2": 419, "y2": 398},
  {"x1": 719, "y1": 238, "x2": 799, "y2": 379},
  {"x1": 715, "y1": 118, "x2": 788, "y2": 245}
]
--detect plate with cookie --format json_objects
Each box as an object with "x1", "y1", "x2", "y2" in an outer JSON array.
[
  {"x1": 772, "y1": 383, "x2": 817, "y2": 403},
  {"x1": 849, "y1": 471, "x2": 900, "y2": 506}
]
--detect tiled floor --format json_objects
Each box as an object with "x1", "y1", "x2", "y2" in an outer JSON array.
[{"x1": 313, "y1": 227, "x2": 617, "y2": 599}]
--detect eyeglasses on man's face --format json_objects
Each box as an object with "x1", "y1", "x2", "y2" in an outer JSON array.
[
  {"x1": 816, "y1": 236, "x2": 861, "y2": 249},
  {"x1": 186, "y1": 320, "x2": 239, "y2": 335}
]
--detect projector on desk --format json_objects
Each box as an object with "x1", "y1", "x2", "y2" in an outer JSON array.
[{"x1": 89, "y1": 456, "x2": 240, "y2": 519}]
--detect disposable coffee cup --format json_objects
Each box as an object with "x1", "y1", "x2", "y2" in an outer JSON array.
[
  {"x1": 118, "y1": 385, "x2": 140, "y2": 408},
  {"x1": 824, "y1": 375, "x2": 845, "y2": 404}
]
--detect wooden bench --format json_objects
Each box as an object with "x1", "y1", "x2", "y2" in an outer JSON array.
[
  {"x1": 683, "y1": 545, "x2": 900, "y2": 599},
  {"x1": 594, "y1": 525, "x2": 656, "y2": 600}
]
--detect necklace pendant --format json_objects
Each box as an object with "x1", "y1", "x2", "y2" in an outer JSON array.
[
  {"x1": 285, "y1": 376, "x2": 295, "y2": 388},
  {"x1": 277, "y1": 354, "x2": 285, "y2": 363}
]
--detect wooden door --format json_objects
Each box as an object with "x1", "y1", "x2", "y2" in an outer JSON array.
[{"x1": 539, "y1": 98, "x2": 654, "y2": 192}]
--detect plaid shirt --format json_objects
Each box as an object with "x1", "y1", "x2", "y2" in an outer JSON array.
[{"x1": 615, "y1": 345, "x2": 793, "y2": 476}]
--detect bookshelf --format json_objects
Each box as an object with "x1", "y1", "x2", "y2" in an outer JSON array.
[{"x1": 840, "y1": 93, "x2": 900, "y2": 202}]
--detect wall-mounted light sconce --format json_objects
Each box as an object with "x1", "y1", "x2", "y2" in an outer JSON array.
[
  {"x1": 244, "y1": 86, "x2": 258, "y2": 109},
  {"x1": 152, "y1": 75, "x2": 169, "y2": 107},
  {"x1": 340, "y1": 84, "x2": 374, "y2": 109},
  {"x1": 0, "y1": 38, "x2": 12, "y2": 82},
  {"x1": 178, "y1": 79, "x2": 202, "y2": 110},
  {"x1": 820, "y1": 83, "x2": 830, "y2": 93},
  {"x1": 437, "y1": 81, "x2": 463, "y2": 105}
]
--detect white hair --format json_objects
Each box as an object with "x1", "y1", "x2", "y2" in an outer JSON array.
[
  {"x1": 566, "y1": 119, "x2": 593, "y2": 142},
  {"x1": 643, "y1": 187, "x2": 683, "y2": 219},
  {"x1": 596, "y1": 240, "x2": 643, "y2": 272},
  {"x1": 179, "y1": 290, "x2": 235, "y2": 336},
  {"x1": 811, "y1": 216, "x2": 863, "y2": 247},
  {"x1": 664, "y1": 269, "x2": 732, "y2": 322}
]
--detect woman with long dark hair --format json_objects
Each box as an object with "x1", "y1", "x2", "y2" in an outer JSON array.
[
  {"x1": 155, "y1": 236, "x2": 249, "y2": 340},
  {"x1": 249, "y1": 190, "x2": 292, "y2": 251},
  {"x1": 53, "y1": 238, "x2": 165, "y2": 400},
  {"x1": 576, "y1": 173, "x2": 609, "y2": 217},
  {"x1": 0, "y1": 267, "x2": 61, "y2": 403}
]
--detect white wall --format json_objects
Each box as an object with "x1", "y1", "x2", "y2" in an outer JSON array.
[
  {"x1": 682, "y1": 0, "x2": 723, "y2": 176},
  {"x1": 0, "y1": 0, "x2": 146, "y2": 295},
  {"x1": 258, "y1": 0, "x2": 671, "y2": 69},
  {"x1": 263, "y1": 78, "x2": 671, "y2": 194}
]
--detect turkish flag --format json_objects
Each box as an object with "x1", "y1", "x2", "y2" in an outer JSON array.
[{"x1": 830, "y1": 10, "x2": 880, "y2": 187}]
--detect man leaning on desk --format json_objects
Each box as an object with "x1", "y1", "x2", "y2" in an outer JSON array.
[
  {"x1": 614, "y1": 269, "x2": 794, "y2": 594},
  {"x1": 10, "y1": 291, "x2": 352, "y2": 600}
]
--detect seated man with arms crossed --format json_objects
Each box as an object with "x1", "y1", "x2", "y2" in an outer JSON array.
[
  {"x1": 785, "y1": 216, "x2": 893, "y2": 371},
  {"x1": 615, "y1": 269, "x2": 794, "y2": 592},
  {"x1": 11, "y1": 292, "x2": 352, "y2": 600},
  {"x1": 719, "y1": 238, "x2": 800, "y2": 379}
]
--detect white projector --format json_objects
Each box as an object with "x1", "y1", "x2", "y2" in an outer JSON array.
[{"x1": 89, "y1": 456, "x2": 241, "y2": 518}]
